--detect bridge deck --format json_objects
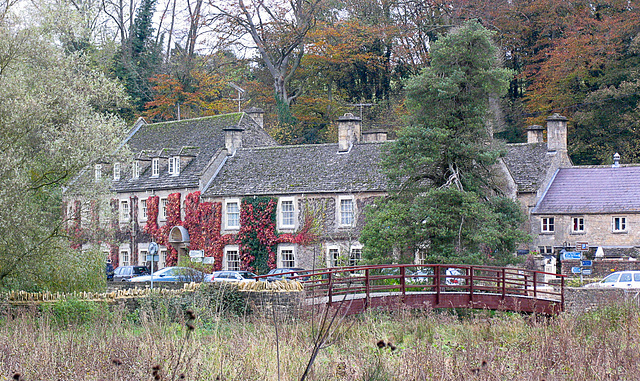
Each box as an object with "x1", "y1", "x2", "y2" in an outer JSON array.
[{"x1": 258, "y1": 264, "x2": 566, "y2": 315}]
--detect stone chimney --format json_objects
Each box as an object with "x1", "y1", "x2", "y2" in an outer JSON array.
[
  {"x1": 245, "y1": 107, "x2": 264, "y2": 128},
  {"x1": 362, "y1": 130, "x2": 388, "y2": 142},
  {"x1": 546, "y1": 113, "x2": 568, "y2": 152},
  {"x1": 224, "y1": 126, "x2": 244, "y2": 155},
  {"x1": 526, "y1": 125, "x2": 544, "y2": 144},
  {"x1": 337, "y1": 113, "x2": 361, "y2": 152},
  {"x1": 612, "y1": 152, "x2": 620, "y2": 168}
]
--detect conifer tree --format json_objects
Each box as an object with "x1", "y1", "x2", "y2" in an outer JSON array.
[{"x1": 361, "y1": 21, "x2": 528, "y2": 265}]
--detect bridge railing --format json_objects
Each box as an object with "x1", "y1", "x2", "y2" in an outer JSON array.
[{"x1": 266, "y1": 264, "x2": 565, "y2": 308}]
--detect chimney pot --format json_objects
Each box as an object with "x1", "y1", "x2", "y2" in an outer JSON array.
[{"x1": 613, "y1": 152, "x2": 620, "y2": 168}]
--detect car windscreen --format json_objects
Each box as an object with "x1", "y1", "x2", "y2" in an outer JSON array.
[
  {"x1": 240, "y1": 272, "x2": 255, "y2": 279},
  {"x1": 133, "y1": 267, "x2": 148, "y2": 275},
  {"x1": 602, "y1": 273, "x2": 621, "y2": 283}
]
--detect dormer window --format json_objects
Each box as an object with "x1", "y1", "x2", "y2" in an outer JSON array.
[
  {"x1": 113, "y1": 162, "x2": 121, "y2": 181},
  {"x1": 94, "y1": 164, "x2": 102, "y2": 181},
  {"x1": 152, "y1": 158, "x2": 159, "y2": 177},
  {"x1": 168, "y1": 156, "x2": 180, "y2": 175},
  {"x1": 132, "y1": 161, "x2": 140, "y2": 179}
]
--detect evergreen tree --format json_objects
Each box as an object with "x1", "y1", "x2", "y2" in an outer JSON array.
[
  {"x1": 112, "y1": 0, "x2": 162, "y2": 115},
  {"x1": 361, "y1": 21, "x2": 528, "y2": 265}
]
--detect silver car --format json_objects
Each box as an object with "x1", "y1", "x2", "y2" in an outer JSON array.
[
  {"x1": 205, "y1": 270, "x2": 257, "y2": 283},
  {"x1": 584, "y1": 271, "x2": 640, "y2": 288}
]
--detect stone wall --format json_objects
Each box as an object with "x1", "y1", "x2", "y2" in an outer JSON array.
[{"x1": 564, "y1": 287, "x2": 640, "y2": 314}]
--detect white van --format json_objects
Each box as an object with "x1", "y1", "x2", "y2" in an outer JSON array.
[{"x1": 584, "y1": 271, "x2": 640, "y2": 289}]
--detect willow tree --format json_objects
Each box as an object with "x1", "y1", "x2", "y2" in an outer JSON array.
[
  {"x1": 361, "y1": 21, "x2": 528, "y2": 265},
  {"x1": 0, "y1": 9, "x2": 129, "y2": 291}
]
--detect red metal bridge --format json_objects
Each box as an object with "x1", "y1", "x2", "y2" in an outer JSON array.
[{"x1": 283, "y1": 264, "x2": 565, "y2": 315}]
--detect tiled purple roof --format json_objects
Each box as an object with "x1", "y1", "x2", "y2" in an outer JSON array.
[{"x1": 533, "y1": 167, "x2": 640, "y2": 214}]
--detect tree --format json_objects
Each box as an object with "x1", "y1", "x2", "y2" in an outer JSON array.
[
  {"x1": 210, "y1": 0, "x2": 323, "y2": 125},
  {"x1": 0, "y1": 9, "x2": 129, "y2": 291},
  {"x1": 112, "y1": 0, "x2": 162, "y2": 114},
  {"x1": 361, "y1": 21, "x2": 528, "y2": 265}
]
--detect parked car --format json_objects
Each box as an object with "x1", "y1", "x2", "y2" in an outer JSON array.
[
  {"x1": 205, "y1": 270, "x2": 257, "y2": 283},
  {"x1": 265, "y1": 268, "x2": 309, "y2": 282},
  {"x1": 127, "y1": 266, "x2": 206, "y2": 282},
  {"x1": 410, "y1": 268, "x2": 435, "y2": 284},
  {"x1": 445, "y1": 267, "x2": 465, "y2": 286},
  {"x1": 112, "y1": 265, "x2": 150, "y2": 281},
  {"x1": 584, "y1": 271, "x2": 640, "y2": 288}
]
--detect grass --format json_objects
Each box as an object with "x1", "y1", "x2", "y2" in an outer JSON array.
[{"x1": 1, "y1": 301, "x2": 640, "y2": 380}]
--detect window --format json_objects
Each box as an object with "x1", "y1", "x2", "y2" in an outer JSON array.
[
  {"x1": 538, "y1": 246, "x2": 553, "y2": 255},
  {"x1": 152, "y1": 158, "x2": 159, "y2": 177},
  {"x1": 132, "y1": 161, "x2": 140, "y2": 179},
  {"x1": 140, "y1": 199, "x2": 147, "y2": 220},
  {"x1": 113, "y1": 163, "x2": 121, "y2": 181},
  {"x1": 572, "y1": 217, "x2": 584, "y2": 233},
  {"x1": 279, "y1": 245, "x2": 295, "y2": 268},
  {"x1": 160, "y1": 250, "x2": 168, "y2": 268},
  {"x1": 613, "y1": 217, "x2": 627, "y2": 232},
  {"x1": 168, "y1": 156, "x2": 180, "y2": 175},
  {"x1": 160, "y1": 198, "x2": 168, "y2": 220},
  {"x1": 280, "y1": 198, "x2": 295, "y2": 228},
  {"x1": 339, "y1": 197, "x2": 354, "y2": 226},
  {"x1": 415, "y1": 249, "x2": 427, "y2": 265},
  {"x1": 349, "y1": 246, "x2": 362, "y2": 266},
  {"x1": 139, "y1": 250, "x2": 148, "y2": 265},
  {"x1": 226, "y1": 200, "x2": 240, "y2": 229},
  {"x1": 121, "y1": 250, "x2": 130, "y2": 267},
  {"x1": 224, "y1": 246, "x2": 240, "y2": 271},
  {"x1": 328, "y1": 246, "x2": 340, "y2": 267},
  {"x1": 541, "y1": 217, "x2": 555, "y2": 233},
  {"x1": 94, "y1": 164, "x2": 102, "y2": 181},
  {"x1": 120, "y1": 200, "x2": 130, "y2": 222}
]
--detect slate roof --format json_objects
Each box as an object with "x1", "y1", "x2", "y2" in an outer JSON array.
[
  {"x1": 202, "y1": 142, "x2": 389, "y2": 196},
  {"x1": 113, "y1": 113, "x2": 276, "y2": 192},
  {"x1": 502, "y1": 143, "x2": 553, "y2": 193},
  {"x1": 533, "y1": 167, "x2": 640, "y2": 214}
]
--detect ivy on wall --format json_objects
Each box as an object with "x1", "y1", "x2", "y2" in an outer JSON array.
[{"x1": 71, "y1": 191, "x2": 319, "y2": 273}]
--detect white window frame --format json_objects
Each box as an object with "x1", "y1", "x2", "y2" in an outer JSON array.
[
  {"x1": 225, "y1": 199, "x2": 240, "y2": 230},
  {"x1": 168, "y1": 156, "x2": 180, "y2": 175},
  {"x1": 278, "y1": 245, "x2": 296, "y2": 268},
  {"x1": 113, "y1": 162, "x2": 121, "y2": 181},
  {"x1": 338, "y1": 196, "x2": 355, "y2": 227},
  {"x1": 279, "y1": 197, "x2": 295, "y2": 229},
  {"x1": 152, "y1": 158, "x2": 159, "y2": 177},
  {"x1": 224, "y1": 245, "x2": 241, "y2": 271},
  {"x1": 139, "y1": 250, "x2": 148, "y2": 265},
  {"x1": 349, "y1": 244, "x2": 363, "y2": 267},
  {"x1": 120, "y1": 199, "x2": 130, "y2": 222},
  {"x1": 572, "y1": 216, "x2": 585, "y2": 233},
  {"x1": 94, "y1": 164, "x2": 102, "y2": 181},
  {"x1": 140, "y1": 199, "x2": 148, "y2": 221},
  {"x1": 541, "y1": 217, "x2": 555, "y2": 233},
  {"x1": 613, "y1": 216, "x2": 627, "y2": 232},
  {"x1": 132, "y1": 161, "x2": 140, "y2": 179},
  {"x1": 121, "y1": 250, "x2": 130, "y2": 267},
  {"x1": 160, "y1": 198, "x2": 168, "y2": 220},
  {"x1": 327, "y1": 245, "x2": 340, "y2": 267},
  {"x1": 160, "y1": 249, "x2": 168, "y2": 268}
]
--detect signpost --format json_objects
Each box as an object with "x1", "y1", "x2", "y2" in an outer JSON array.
[{"x1": 148, "y1": 242, "x2": 159, "y2": 289}]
